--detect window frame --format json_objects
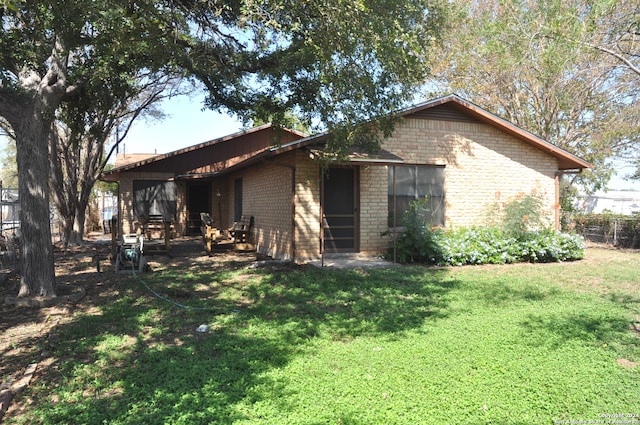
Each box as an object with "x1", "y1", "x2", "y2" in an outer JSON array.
[
  {"x1": 132, "y1": 180, "x2": 177, "y2": 219},
  {"x1": 388, "y1": 165, "x2": 445, "y2": 227}
]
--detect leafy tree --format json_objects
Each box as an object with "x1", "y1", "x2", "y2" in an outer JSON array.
[
  {"x1": 51, "y1": 72, "x2": 184, "y2": 246},
  {"x1": 568, "y1": 0, "x2": 640, "y2": 178},
  {"x1": 243, "y1": 108, "x2": 312, "y2": 135},
  {"x1": 427, "y1": 0, "x2": 640, "y2": 196},
  {"x1": 0, "y1": 0, "x2": 447, "y2": 297}
]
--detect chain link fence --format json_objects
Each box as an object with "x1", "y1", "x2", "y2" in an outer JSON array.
[{"x1": 571, "y1": 214, "x2": 640, "y2": 249}]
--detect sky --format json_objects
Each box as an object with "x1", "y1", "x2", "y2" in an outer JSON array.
[
  {"x1": 608, "y1": 161, "x2": 640, "y2": 192},
  {"x1": 117, "y1": 93, "x2": 244, "y2": 156}
]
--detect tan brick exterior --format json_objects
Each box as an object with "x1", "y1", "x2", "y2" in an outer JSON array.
[
  {"x1": 359, "y1": 165, "x2": 388, "y2": 254},
  {"x1": 384, "y1": 117, "x2": 557, "y2": 228},
  {"x1": 234, "y1": 155, "x2": 296, "y2": 260},
  {"x1": 114, "y1": 115, "x2": 563, "y2": 262},
  {"x1": 293, "y1": 150, "x2": 321, "y2": 260},
  {"x1": 226, "y1": 150, "x2": 322, "y2": 261}
]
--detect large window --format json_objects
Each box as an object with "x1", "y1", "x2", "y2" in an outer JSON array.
[
  {"x1": 388, "y1": 165, "x2": 445, "y2": 226},
  {"x1": 133, "y1": 180, "x2": 177, "y2": 219}
]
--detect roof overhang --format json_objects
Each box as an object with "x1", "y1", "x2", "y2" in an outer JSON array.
[
  {"x1": 400, "y1": 95, "x2": 592, "y2": 171},
  {"x1": 100, "y1": 124, "x2": 308, "y2": 182},
  {"x1": 306, "y1": 147, "x2": 404, "y2": 165}
]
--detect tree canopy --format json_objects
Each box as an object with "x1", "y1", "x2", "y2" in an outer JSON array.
[
  {"x1": 428, "y1": 0, "x2": 640, "y2": 193},
  {"x1": 0, "y1": 0, "x2": 447, "y2": 297}
]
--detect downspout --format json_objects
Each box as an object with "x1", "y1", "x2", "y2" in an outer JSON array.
[
  {"x1": 279, "y1": 163, "x2": 297, "y2": 261},
  {"x1": 290, "y1": 165, "x2": 296, "y2": 261},
  {"x1": 393, "y1": 165, "x2": 397, "y2": 263},
  {"x1": 554, "y1": 172, "x2": 561, "y2": 231}
]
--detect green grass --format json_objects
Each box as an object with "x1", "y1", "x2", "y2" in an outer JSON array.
[{"x1": 8, "y1": 248, "x2": 639, "y2": 424}]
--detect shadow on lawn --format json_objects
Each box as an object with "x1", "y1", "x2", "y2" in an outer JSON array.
[
  {"x1": 520, "y1": 310, "x2": 640, "y2": 352},
  {"x1": 26, "y1": 264, "x2": 459, "y2": 424},
  {"x1": 242, "y1": 266, "x2": 458, "y2": 339},
  {"x1": 480, "y1": 280, "x2": 561, "y2": 307}
]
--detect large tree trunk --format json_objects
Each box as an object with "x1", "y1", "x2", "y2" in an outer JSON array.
[{"x1": 14, "y1": 103, "x2": 56, "y2": 297}]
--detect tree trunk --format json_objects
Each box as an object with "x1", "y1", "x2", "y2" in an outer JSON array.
[
  {"x1": 14, "y1": 105, "x2": 56, "y2": 297},
  {"x1": 58, "y1": 212, "x2": 76, "y2": 247},
  {"x1": 70, "y1": 209, "x2": 86, "y2": 245}
]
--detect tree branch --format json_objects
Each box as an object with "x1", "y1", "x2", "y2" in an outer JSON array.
[{"x1": 580, "y1": 40, "x2": 640, "y2": 77}]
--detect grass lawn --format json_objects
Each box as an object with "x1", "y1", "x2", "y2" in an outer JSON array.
[{"x1": 4, "y1": 247, "x2": 639, "y2": 424}]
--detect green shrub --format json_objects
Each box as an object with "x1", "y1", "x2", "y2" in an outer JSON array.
[
  {"x1": 518, "y1": 230, "x2": 585, "y2": 262},
  {"x1": 391, "y1": 199, "x2": 443, "y2": 264},
  {"x1": 389, "y1": 192, "x2": 585, "y2": 265},
  {"x1": 489, "y1": 189, "x2": 550, "y2": 235},
  {"x1": 428, "y1": 228, "x2": 584, "y2": 266},
  {"x1": 431, "y1": 226, "x2": 519, "y2": 266}
]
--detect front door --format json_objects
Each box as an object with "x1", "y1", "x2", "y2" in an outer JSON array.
[
  {"x1": 322, "y1": 167, "x2": 359, "y2": 253},
  {"x1": 187, "y1": 184, "x2": 211, "y2": 235}
]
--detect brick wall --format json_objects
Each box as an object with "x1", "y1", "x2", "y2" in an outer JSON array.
[
  {"x1": 220, "y1": 150, "x2": 321, "y2": 261},
  {"x1": 293, "y1": 151, "x2": 321, "y2": 260},
  {"x1": 234, "y1": 154, "x2": 296, "y2": 260},
  {"x1": 359, "y1": 165, "x2": 389, "y2": 254}
]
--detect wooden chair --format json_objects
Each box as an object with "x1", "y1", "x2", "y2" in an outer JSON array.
[
  {"x1": 200, "y1": 212, "x2": 221, "y2": 253},
  {"x1": 230, "y1": 215, "x2": 253, "y2": 244}
]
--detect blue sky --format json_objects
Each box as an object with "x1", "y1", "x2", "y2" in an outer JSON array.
[
  {"x1": 119, "y1": 93, "x2": 243, "y2": 156},
  {"x1": 608, "y1": 161, "x2": 639, "y2": 191}
]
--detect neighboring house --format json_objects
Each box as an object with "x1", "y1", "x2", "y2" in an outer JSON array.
[
  {"x1": 101, "y1": 95, "x2": 591, "y2": 262},
  {"x1": 577, "y1": 191, "x2": 640, "y2": 215}
]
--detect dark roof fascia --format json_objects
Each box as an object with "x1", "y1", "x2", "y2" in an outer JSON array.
[
  {"x1": 399, "y1": 94, "x2": 592, "y2": 170},
  {"x1": 184, "y1": 133, "x2": 406, "y2": 180},
  {"x1": 184, "y1": 132, "x2": 328, "y2": 179},
  {"x1": 100, "y1": 124, "x2": 308, "y2": 179},
  {"x1": 306, "y1": 146, "x2": 404, "y2": 165},
  {"x1": 175, "y1": 171, "x2": 219, "y2": 180}
]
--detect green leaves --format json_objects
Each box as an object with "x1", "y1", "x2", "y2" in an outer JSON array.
[
  {"x1": 429, "y1": 0, "x2": 640, "y2": 193},
  {"x1": 392, "y1": 190, "x2": 585, "y2": 265},
  {"x1": 3, "y1": 0, "x2": 449, "y2": 151},
  {"x1": 194, "y1": 0, "x2": 447, "y2": 147}
]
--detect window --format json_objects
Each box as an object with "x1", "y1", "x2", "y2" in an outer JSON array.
[
  {"x1": 388, "y1": 165, "x2": 445, "y2": 226},
  {"x1": 133, "y1": 180, "x2": 177, "y2": 219}
]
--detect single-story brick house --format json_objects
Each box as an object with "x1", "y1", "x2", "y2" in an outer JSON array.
[{"x1": 101, "y1": 94, "x2": 591, "y2": 261}]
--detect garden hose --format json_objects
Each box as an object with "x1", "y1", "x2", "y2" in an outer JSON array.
[{"x1": 128, "y1": 258, "x2": 216, "y2": 312}]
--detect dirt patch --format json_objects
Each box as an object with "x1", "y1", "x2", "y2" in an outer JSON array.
[{"x1": 616, "y1": 358, "x2": 639, "y2": 369}]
